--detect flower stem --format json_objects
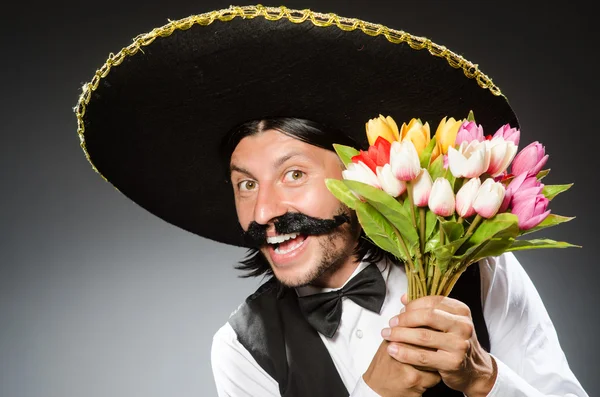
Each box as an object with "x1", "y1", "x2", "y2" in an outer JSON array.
[
  {"x1": 465, "y1": 214, "x2": 483, "y2": 237},
  {"x1": 406, "y1": 183, "x2": 418, "y2": 229},
  {"x1": 419, "y1": 208, "x2": 426, "y2": 253}
]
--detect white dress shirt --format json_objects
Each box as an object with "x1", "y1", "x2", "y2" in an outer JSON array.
[{"x1": 211, "y1": 252, "x2": 589, "y2": 396}]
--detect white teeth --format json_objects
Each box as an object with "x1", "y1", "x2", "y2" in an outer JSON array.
[
  {"x1": 274, "y1": 238, "x2": 305, "y2": 254},
  {"x1": 266, "y1": 233, "x2": 299, "y2": 244}
]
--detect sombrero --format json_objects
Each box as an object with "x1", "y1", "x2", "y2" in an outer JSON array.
[{"x1": 74, "y1": 4, "x2": 518, "y2": 248}]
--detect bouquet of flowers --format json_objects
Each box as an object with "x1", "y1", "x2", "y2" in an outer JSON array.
[{"x1": 325, "y1": 112, "x2": 579, "y2": 301}]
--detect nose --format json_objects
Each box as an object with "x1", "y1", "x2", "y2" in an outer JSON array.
[{"x1": 253, "y1": 184, "x2": 287, "y2": 226}]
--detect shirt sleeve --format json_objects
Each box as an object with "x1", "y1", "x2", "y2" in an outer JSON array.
[
  {"x1": 350, "y1": 376, "x2": 382, "y2": 397},
  {"x1": 479, "y1": 253, "x2": 589, "y2": 397},
  {"x1": 211, "y1": 322, "x2": 280, "y2": 397}
]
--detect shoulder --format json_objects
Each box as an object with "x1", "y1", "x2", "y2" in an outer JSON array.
[{"x1": 478, "y1": 252, "x2": 538, "y2": 305}]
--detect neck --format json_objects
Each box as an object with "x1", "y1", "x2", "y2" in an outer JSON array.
[{"x1": 311, "y1": 252, "x2": 361, "y2": 289}]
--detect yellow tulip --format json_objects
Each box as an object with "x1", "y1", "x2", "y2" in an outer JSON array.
[
  {"x1": 365, "y1": 114, "x2": 400, "y2": 146},
  {"x1": 400, "y1": 118, "x2": 431, "y2": 156},
  {"x1": 432, "y1": 116, "x2": 463, "y2": 160}
]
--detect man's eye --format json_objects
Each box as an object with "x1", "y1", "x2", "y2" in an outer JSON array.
[
  {"x1": 285, "y1": 170, "x2": 305, "y2": 181},
  {"x1": 238, "y1": 180, "x2": 257, "y2": 191}
]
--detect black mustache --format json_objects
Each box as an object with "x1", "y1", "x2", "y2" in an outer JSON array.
[{"x1": 243, "y1": 212, "x2": 350, "y2": 247}]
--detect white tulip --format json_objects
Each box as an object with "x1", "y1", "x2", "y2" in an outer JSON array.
[
  {"x1": 473, "y1": 178, "x2": 506, "y2": 218},
  {"x1": 455, "y1": 177, "x2": 481, "y2": 218},
  {"x1": 390, "y1": 140, "x2": 421, "y2": 181},
  {"x1": 376, "y1": 164, "x2": 406, "y2": 197},
  {"x1": 428, "y1": 177, "x2": 455, "y2": 217}
]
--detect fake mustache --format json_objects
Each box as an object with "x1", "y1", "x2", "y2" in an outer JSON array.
[{"x1": 243, "y1": 212, "x2": 350, "y2": 247}]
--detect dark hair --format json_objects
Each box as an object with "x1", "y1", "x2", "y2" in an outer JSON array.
[{"x1": 219, "y1": 117, "x2": 399, "y2": 279}]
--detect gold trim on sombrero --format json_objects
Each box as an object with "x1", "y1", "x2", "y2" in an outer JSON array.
[{"x1": 74, "y1": 4, "x2": 504, "y2": 183}]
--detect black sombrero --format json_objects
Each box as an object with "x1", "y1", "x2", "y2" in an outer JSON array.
[{"x1": 75, "y1": 4, "x2": 518, "y2": 248}]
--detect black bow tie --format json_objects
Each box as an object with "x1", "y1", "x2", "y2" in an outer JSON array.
[{"x1": 297, "y1": 264, "x2": 387, "y2": 338}]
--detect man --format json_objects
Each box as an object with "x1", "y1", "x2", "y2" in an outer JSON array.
[{"x1": 74, "y1": 5, "x2": 588, "y2": 396}]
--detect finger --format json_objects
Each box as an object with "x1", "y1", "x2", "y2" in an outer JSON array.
[
  {"x1": 404, "y1": 295, "x2": 471, "y2": 317},
  {"x1": 390, "y1": 308, "x2": 475, "y2": 338},
  {"x1": 388, "y1": 342, "x2": 466, "y2": 372},
  {"x1": 381, "y1": 326, "x2": 469, "y2": 353}
]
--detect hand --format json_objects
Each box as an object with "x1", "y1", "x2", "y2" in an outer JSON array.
[
  {"x1": 381, "y1": 294, "x2": 497, "y2": 397},
  {"x1": 363, "y1": 339, "x2": 441, "y2": 397}
]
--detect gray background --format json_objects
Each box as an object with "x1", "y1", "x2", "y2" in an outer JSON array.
[{"x1": 1, "y1": 0, "x2": 597, "y2": 396}]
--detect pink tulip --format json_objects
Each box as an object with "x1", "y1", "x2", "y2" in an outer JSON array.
[
  {"x1": 472, "y1": 178, "x2": 505, "y2": 218},
  {"x1": 486, "y1": 138, "x2": 518, "y2": 177},
  {"x1": 455, "y1": 121, "x2": 485, "y2": 146},
  {"x1": 376, "y1": 164, "x2": 406, "y2": 197},
  {"x1": 455, "y1": 177, "x2": 481, "y2": 218},
  {"x1": 511, "y1": 141, "x2": 548, "y2": 177},
  {"x1": 342, "y1": 161, "x2": 381, "y2": 188},
  {"x1": 390, "y1": 140, "x2": 421, "y2": 181},
  {"x1": 447, "y1": 140, "x2": 490, "y2": 178},
  {"x1": 499, "y1": 172, "x2": 543, "y2": 212},
  {"x1": 411, "y1": 168, "x2": 433, "y2": 207},
  {"x1": 428, "y1": 177, "x2": 455, "y2": 217},
  {"x1": 511, "y1": 194, "x2": 551, "y2": 230},
  {"x1": 493, "y1": 124, "x2": 520, "y2": 146}
]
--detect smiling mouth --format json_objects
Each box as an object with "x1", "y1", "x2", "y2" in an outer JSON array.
[{"x1": 267, "y1": 233, "x2": 308, "y2": 255}]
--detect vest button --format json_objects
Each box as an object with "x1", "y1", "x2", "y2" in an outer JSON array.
[{"x1": 355, "y1": 329, "x2": 363, "y2": 338}]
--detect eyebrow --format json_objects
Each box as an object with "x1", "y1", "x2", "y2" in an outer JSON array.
[{"x1": 229, "y1": 151, "x2": 307, "y2": 179}]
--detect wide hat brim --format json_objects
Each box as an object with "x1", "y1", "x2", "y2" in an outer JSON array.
[{"x1": 76, "y1": 5, "x2": 518, "y2": 248}]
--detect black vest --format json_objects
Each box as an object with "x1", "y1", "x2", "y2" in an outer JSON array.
[{"x1": 229, "y1": 263, "x2": 490, "y2": 396}]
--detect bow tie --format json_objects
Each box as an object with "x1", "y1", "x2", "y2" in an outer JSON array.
[{"x1": 297, "y1": 264, "x2": 387, "y2": 338}]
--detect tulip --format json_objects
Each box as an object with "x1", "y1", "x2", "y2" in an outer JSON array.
[
  {"x1": 390, "y1": 140, "x2": 422, "y2": 181},
  {"x1": 376, "y1": 164, "x2": 406, "y2": 197},
  {"x1": 472, "y1": 178, "x2": 505, "y2": 218},
  {"x1": 499, "y1": 172, "x2": 543, "y2": 213},
  {"x1": 428, "y1": 177, "x2": 455, "y2": 217},
  {"x1": 486, "y1": 138, "x2": 518, "y2": 177},
  {"x1": 366, "y1": 114, "x2": 400, "y2": 146},
  {"x1": 511, "y1": 141, "x2": 548, "y2": 177},
  {"x1": 493, "y1": 124, "x2": 520, "y2": 146},
  {"x1": 411, "y1": 168, "x2": 433, "y2": 207},
  {"x1": 342, "y1": 161, "x2": 381, "y2": 188},
  {"x1": 511, "y1": 194, "x2": 551, "y2": 230},
  {"x1": 400, "y1": 118, "x2": 431, "y2": 156},
  {"x1": 431, "y1": 116, "x2": 463, "y2": 160},
  {"x1": 455, "y1": 177, "x2": 481, "y2": 218},
  {"x1": 455, "y1": 121, "x2": 485, "y2": 146},
  {"x1": 447, "y1": 140, "x2": 490, "y2": 178},
  {"x1": 351, "y1": 136, "x2": 391, "y2": 173}
]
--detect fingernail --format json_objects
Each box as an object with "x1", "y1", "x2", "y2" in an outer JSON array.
[
  {"x1": 389, "y1": 317, "x2": 398, "y2": 327},
  {"x1": 381, "y1": 328, "x2": 391, "y2": 337},
  {"x1": 388, "y1": 344, "x2": 398, "y2": 355}
]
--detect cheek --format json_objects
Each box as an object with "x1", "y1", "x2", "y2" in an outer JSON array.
[
  {"x1": 234, "y1": 197, "x2": 254, "y2": 231},
  {"x1": 290, "y1": 183, "x2": 340, "y2": 217}
]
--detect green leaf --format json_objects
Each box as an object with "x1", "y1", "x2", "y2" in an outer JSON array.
[
  {"x1": 519, "y1": 214, "x2": 576, "y2": 236},
  {"x1": 343, "y1": 180, "x2": 419, "y2": 246},
  {"x1": 425, "y1": 233, "x2": 440, "y2": 253},
  {"x1": 420, "y1": 136, "x2": 437, "y2": 169},
  {"x1": 440, "y1": 220, "x2": 464, "y2": 242},
  {"x1": 325, "y1": 179, "x2": 361, "y2": 210},
  {"x1": 467, "y1": 110, "x2": 476, "y2": 122},
  {"x1": 433, "y1": 237, "x2": 470, "y2": 271},
  {"x1": 425, "y1": 208, "x2": 438, "y2": 240},
  {"x1": 465, "y1": 213, "x2": 519, "y2": 247},
  {"x1": 467, "y1": 236, "x2": 516, "y2": 263},
  {"x1": 507, "y1": 238, "x2": 581, "y2": 251},
  {"x1": 428, "y1": 154, "x2": 445, "y2": 182},
  {"x1": 542, "y1": 183, "x2": 573, "y2": 200},
  {"x1": 355, "y1": 202, "x2": 407, "y2": 260},
  {"x1": 333, "y1": 144, "x2": 360, "y2": 167},
  {"x1": 536, "y1": 169, "x2": 550, "y2": 181}
]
